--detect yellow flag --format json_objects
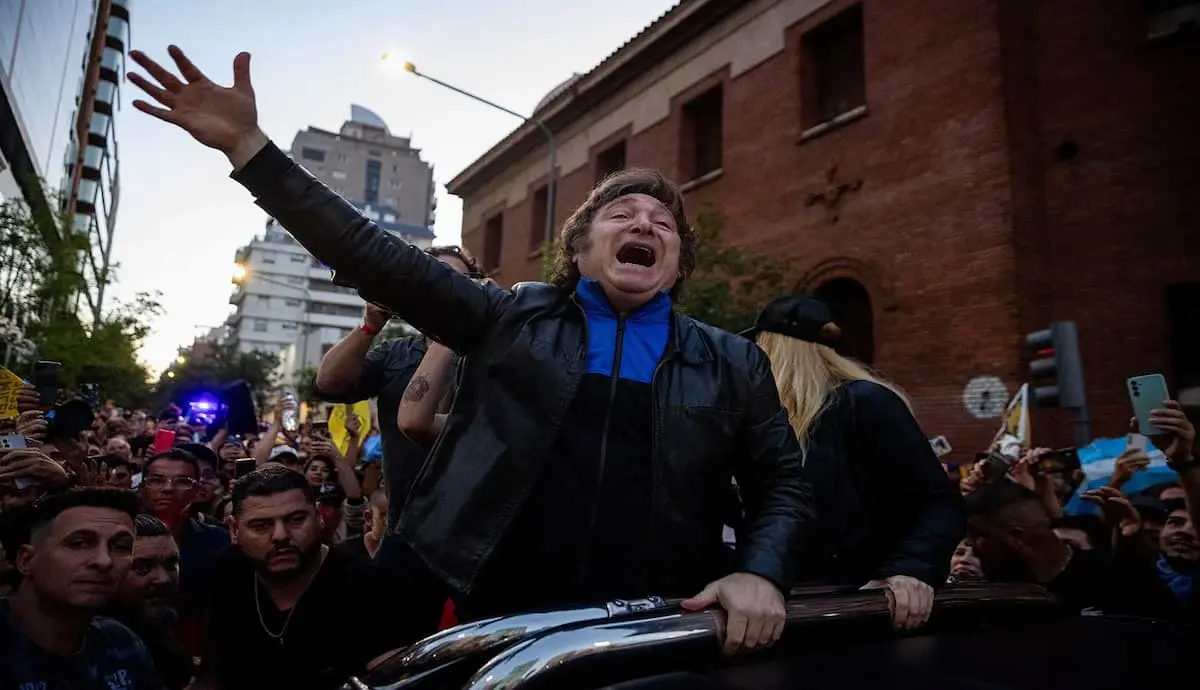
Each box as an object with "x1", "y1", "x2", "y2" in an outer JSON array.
[
  {"x1": 0, "y1": 367, "x2": 25, "y2": 420},
  {"x1": 328, "y1": 401, "x2": 371, "y2": 456}
]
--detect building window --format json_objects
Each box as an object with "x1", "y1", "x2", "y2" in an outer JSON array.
[
  {"x1": 389, "y1": 179, "x2": 402, "y2": 189},
  {"x1": 290, "y1": 254, "x2": 307, "y2": 263},
  {"x1": 385, "y1": 197, "x2": 398, "y2": 207},
  {"x1": 300, "y1": 147, "x2": 326, "y2": 162},
  {"x1": 252, "y1": 320, "x2": 268, "y2": 332},
  {"x1": 680, "y1": 86, "x2": 723, "y2": 181},
  {"x1": 483, "y1": 213, "x2": 504, "y2": 273},
  {"x1": 284, "y1": 298, "x2": 302, "y2": 307},
  {"x1": 261, "y1": 252, "x2": 276, "y2": 264},
  {"x1": 596, "y1": 140, "x2": 627, "y2": 183},
  {"x1": 802, "y1": 4, "x2": 866, "y2": 128},
  {"x1": 332, "y1": 170, "x2": 347, "y2": 180},
  {"x1": 257, "y1": 295, "x2": 270, "y2": 304},
  {"x1": 529, "y1": 185, "x2": 550, "y2": 249},
  {"x1": 337, "y1": 153, "x2": 348, "y2": 163},
  {"x1": 368, "y1": 149, "x2": 381, "y2": 157},
  {"x1": 1168, "y1": 283, "x2": 1200, "y2": 390},
  {"x1": 365, "y1": 159, "x2": 381, "y2": 204},
  {"x1": 281, "y1": 322, "x2": 299, "y2": 331}
]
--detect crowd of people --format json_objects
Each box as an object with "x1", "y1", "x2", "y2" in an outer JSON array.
[{"x1": 0, "y1": 44, "x2": 1195, "y2": 690}]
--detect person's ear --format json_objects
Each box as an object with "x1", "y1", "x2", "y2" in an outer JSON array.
[
  {"x1": 15, "y1": 544, "x2": 36, "y2": 576},
  {"x1": 226, "y1": 516, "x2": 239, "y2": 544}
]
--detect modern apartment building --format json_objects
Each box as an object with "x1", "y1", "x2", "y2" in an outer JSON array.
[
  {"x1": 0, "y1": 0, "x2": 100, "y2": 211},
  {"x1": 289, "y1": 104, "x2": 438, "y2": 228},
  {"x1": 63, "y1": 0, "x2": 130, "y2": 326},
  {"x1": 225, "y1": 106, "x2": 436, "y2": 381}
]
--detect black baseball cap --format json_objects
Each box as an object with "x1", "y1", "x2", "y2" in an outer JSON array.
[
  {"x1": 314, "y1": 482, "x2": 345, "y2": 505},
  {"x1": 740, "y1": 295, "x2": 842, "y2": 347}
]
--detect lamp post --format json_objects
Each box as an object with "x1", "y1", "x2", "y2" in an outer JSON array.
[
  {"x1": 394, "y1": 58, "x2": 557, "y2": 245},
  {"x1": 233, "y1": 266, "x2": 313, "y2": 376}
]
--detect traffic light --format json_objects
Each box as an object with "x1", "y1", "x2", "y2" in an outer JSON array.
[{"x1": 1026, "y1": 321, "x2": 1087, "y2": 408}]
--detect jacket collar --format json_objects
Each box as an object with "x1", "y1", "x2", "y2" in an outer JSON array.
[
  {"x1": 570, "y1": 279, "x2": 711, "y2": 365},
  {"x1": 575, "y1": 278, "x2": 672, "y2": 324}
]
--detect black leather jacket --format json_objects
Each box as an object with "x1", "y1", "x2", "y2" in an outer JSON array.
[{"x1": 232, "y1": 142, "x2": 814, "y2": 594}]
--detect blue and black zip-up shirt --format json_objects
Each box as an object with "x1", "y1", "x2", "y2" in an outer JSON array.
[{"x1": 478, "y1": 278, "x2": 673, "y2": 611}]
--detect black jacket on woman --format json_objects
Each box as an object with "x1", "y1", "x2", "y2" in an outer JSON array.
[{"x1": 794, "y1": 380, "x2": 965, "y2": 587}]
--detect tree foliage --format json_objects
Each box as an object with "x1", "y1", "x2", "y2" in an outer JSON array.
[
  {"x1": 158, "y1": 343, "x2": 280, "y2": 412},
  {"x1": 675, "y1": 208, "x2": 789, "y2": 332},
  {"x1": 537, "y1": 208, "x2": 789, "y2": 332},
  {"x1": 1, "y1": 196, "x2": 156, "y2": 406}
]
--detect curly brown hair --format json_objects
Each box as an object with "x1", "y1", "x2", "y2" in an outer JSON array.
[{"x1": 548, "y1": 168, "x2": 696, "y2": 299}]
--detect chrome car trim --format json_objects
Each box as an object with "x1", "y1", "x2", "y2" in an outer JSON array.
[{"x1": 462, "y1": 583, "x2": 1058, "y2": 690}]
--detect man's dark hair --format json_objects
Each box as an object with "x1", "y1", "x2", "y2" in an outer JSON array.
[
  {"x1": 176, "y1": 442, "x2": 218, "y2": 469},
  {"x1": 13, "y1": 487, "x2": 140, "y2": 547},
  {"x1": 965, "y1": 481, "x2": 1043, "y2": 518},
  {"x1": 1138, "y1": 480, "x2": 1181, "y2": 500},
  {"x1": 231, "y1": 464, "x2": 313, "y2": 516},
  {"x1": 100, "y1": 454, "x2": 132, "y2": 472},
  {"x1": 426, "y1": 245, "x2": 479, "y2": 275},
  {"x1": 134, "y1": 513, "x2": 171, "y2": 538},
  {"x1": 143, "y1": 448, "x2": 200, "y2": 478},
  {"x1": 548, "y1": 168, "x2": 695, "y2": 299},
  {"x1": 1050, "y1": 514, "x2": 1107, "y2": 550}
]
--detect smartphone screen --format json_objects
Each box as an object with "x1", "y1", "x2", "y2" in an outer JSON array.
[
  {"x1": 234, "y1": 458, "x2": 256, "y2": 478},
  {"x1": 32, "y1": 361, "x2": 61, "y2": 409}
]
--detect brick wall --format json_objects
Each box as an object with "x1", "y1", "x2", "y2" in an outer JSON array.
[{"x1": 460, "y1": 0, "x2": 1200, "y2": 454}]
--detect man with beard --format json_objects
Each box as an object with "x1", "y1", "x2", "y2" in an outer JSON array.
[
  {"x1": 0, "y1": 487, "x2": 160, "y2": 689},
  {"x1": 200, "y1": 465, "x2": 411, "y2": 690},
  {"x1": 138, "y1": 448, "x2": 229, "y2": 655},
  {"x1": 109, "y1": 514, "x2": 194, "y2": 690}
]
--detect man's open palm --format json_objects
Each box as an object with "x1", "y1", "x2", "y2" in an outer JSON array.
[{"x1": 129, "y1": 45, "x2": 259, "y2": 156}]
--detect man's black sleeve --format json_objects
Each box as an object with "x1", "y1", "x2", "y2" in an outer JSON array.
[{"x1": 732, "y1": 350, "x2": 814, "y2": 591}]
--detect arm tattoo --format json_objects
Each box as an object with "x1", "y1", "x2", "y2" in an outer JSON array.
[{"x1": 404, "y1": 376, "x2": 431, "y2": 402}]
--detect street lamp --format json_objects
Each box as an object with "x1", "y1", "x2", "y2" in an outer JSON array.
[
  {"x1": 233, "y1": 264, "x2": 313, "y2": 374},
  {"x1": 384, "y1": 53, "x2": 558, "y2": 245}
]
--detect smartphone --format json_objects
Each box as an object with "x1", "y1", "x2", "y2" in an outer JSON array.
[
  {"x1": 311, "y1": 421, "x2": 330, "y2": 438},
  {"x1": 1127, "y1": 374, "x2": 1170, "y2": 436},
  {"x1": 929, "y1": 435, "x2": 953, "y2": 458},
  {"x1": 79, "y1": 383, "x2": 100, "y2": 411},
  {"x1": 32, "y1": 361, "x2": 61, "y2": 409},
  {"x1": 1030, "y1": 447, "x2": 1081, "y2": 475},
  {"x1": 234, "y1": 458, "x2": 256, "y2": 478},
  {"x1": 153, "y1": 428, "x2": 177, "y2": 453},
  {"x1": 0, "y1": 434, "x2": 27, "y2": 450},
  {"x1": 982, "y1": 450, "x2": 1012, "y2": 483},
  {"x1": 1126, "y1": 433, "x2": 1149, "y2": 454}
]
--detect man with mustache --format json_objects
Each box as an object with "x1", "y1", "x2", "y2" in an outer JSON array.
[
  {"x1": 129, "y1": 44, "x2": 811, "y2": 656},
  {"x1": 200, "y1": 464, "x2": 413, "y2": 690},
  {"x1": 109, "y1": 514, "x2": 194, "y2": 690}
]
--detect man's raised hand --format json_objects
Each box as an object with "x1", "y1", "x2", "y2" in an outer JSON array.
[{"x1": 128, "y1": 45, "x2": 267, "y2": 167}]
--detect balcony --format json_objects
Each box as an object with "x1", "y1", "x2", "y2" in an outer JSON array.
[
  {"x1": 111, "y1": 0, "x2": 131, "y2": 19},
  {"x1": 88, "y1": 113, "x2": 111, "y2": 142},
  {"x1": 94, "y1": 80, "x2": 117, "y2": 113},
  {"x1": 77, "y1": 179, "x2": 100, "y2": 213},
  {"x1": 100, "y1": 47, "x2": 123, "y2": 78},
  {"x1": 105, "y1": 15, "x2": 129, "y2": 50},
  {"x1": 82, "y1": 145, "x2": 104, "y2": 177}
]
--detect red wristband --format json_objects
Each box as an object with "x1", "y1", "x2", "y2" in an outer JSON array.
[{"x1": 359, "y1": 323, "x2": 381, "y2": 336}]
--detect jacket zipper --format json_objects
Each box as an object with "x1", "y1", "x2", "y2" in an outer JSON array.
[
  {"x1": 581, "y1": 315, "x2": 626, "y2": 587},
  {"x1": 641, "y1": 348, "x2": 669, "y2": 589}
]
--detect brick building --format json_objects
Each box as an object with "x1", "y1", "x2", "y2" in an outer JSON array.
[{"x1": 447, "y1": 0, "x2": 1200, "y2": 453}]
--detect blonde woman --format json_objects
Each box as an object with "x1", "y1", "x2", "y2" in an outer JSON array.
[{"x1": 746, "y1": 296, "x2": 965, "y2": 630}]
